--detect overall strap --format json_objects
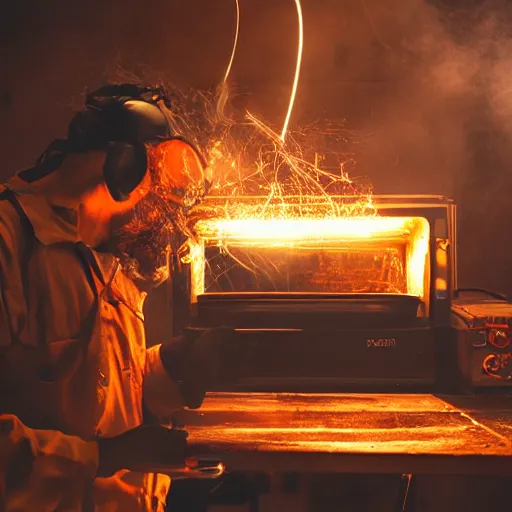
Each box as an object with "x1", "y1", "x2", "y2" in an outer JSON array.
[
  {"x1": 0, "y1": 189, "x2": 102, "y2": 346},
  {"x1": 74, "y1": 242, "x2": 101, "y2": 301},
  {"x1": 0, "y1": 189, "x2": 35, "y2": 347},
  {"x1": 0, "y1": 187, "x2": 104, "y2": 301},
  {"x1": 0, "y1": 188, "x2": 34, "y2": 238}
]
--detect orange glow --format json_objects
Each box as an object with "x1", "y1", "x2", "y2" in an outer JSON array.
[
  {"x1": 180, "y1": 393, "x2": 512, "y2": 458},
  {"x1": 435, "y1": 278, "x2": 448, "y2": 291},
  {"x1": 78, "y1": 170, "x2": 151, "y2": 246},
  {"x1": 177, "y1": 0, "x2": 433, "y2": 308},
  {"x1": 83, "y1": 166, "x2": 151, "y2": 214},
  {"x1": 406, "y1": 219, "x2": 430, "y2": 298},
  {"x1": 187, "y1": 208, "x2": 430, "y2": 301},
  {"x1": 147, "y1": 139, "x2": 206, "y2": 205},
  {"x1": 196, "y1": 216, "x2": 421, "y2": 244},
  {"x1": 434, "y1": 239, "x2": 449, "y2": 292}
]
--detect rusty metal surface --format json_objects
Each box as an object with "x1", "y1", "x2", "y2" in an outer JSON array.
[
  {"x1": 451, "y1": 300, "x2": 512, "y2": 326},
  {"x1": 179, "y1": 392, "x2": 512, "y2": 475},
  {"x1": 439, "y1": 395, "x2": 512, "y2": 439}
]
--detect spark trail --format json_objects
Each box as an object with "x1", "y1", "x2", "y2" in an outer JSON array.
[
  {"x1": 223, "y1": 0, "x2": 240, "y2": 84},
  {"x1": 280, "y1": 0, "x2": 304, "y2": 142}
]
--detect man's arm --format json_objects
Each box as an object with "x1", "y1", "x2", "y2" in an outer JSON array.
[
  {"x1": 0, "y1": 414, "x2": 99, "y2": 511},
  {"x1": 143, "y1": 327, "x2": 235, "y2": 421},
  {"x1": 0, "y1": 200, "x2": 101, "y2": 508},
  {"x1": 143, "y1": 341, "x2": 186, "y2": 421},
  {"x1": 0, "y1": 197, "x2": 189, "y2": 505}
]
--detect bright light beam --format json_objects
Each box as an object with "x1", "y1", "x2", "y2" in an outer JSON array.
[
  {"x1": 280, "y1": 0, "x2": 304, "y2": 143},
  {"x1": 223, "y1": 0, "x2": 240, "y2": 83}
]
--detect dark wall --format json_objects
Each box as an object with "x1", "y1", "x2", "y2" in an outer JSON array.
[{"x1": 2, "y1": 0, "x2": 512, "y2": 336}]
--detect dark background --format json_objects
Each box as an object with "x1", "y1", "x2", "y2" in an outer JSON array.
[{"x1": 2, "y1": 0, "x2": 512, "y2": 341}]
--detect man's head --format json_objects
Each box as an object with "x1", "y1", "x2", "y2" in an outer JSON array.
[{"x1": 20, "y1": 83, "x2": 208, "y2": 285}]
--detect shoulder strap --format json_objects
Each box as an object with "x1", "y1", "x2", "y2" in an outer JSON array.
[
  {"x1": 0, "y1": 190, "x2": 101, "y2": 346},
  {"x1": 0, "y1": 188, "x2": 36, "y2": 277},
  {"x1": 17, "y1": 140, "x2": 69, "y2": 184},
  {"x1": 0, "y1": 189, "x2": 35, "y2": 347},
  {"x1": 0, "y1": 188, "x2": 100, "y2": 298},
  {"x1": 74, "y1": 242, "x2": 101, "y2": 300},
  {"x1": 0, "y1": 188, "x2": 34, "y2": 238}
]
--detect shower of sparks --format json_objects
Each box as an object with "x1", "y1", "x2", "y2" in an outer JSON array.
[
  {"x1": 162, "y1": 0, "x2": 374, "y2": 223},
  {"x1": 157, "y1": 0, "x2": 435, "y2": 300},
  {"x1": 157, "y1": 0, "x2": 418, "y2": 297},
  {"x1": 164, "y1": 86, "x2": 375, "y2": 223}
]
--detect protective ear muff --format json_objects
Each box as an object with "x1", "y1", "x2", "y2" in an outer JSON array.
[
  {"x1": 19, "y1": 83, "x2": 204, "y2": 201},
  {"x1": 97, "y1": 99, "x2": 177, "y2": 203},
  {"x1": 103, "y1": 142, "x2": 148, "y2": 202}
]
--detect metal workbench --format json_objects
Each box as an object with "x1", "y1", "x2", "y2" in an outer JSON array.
[{"x1": 180, "y1": 392, "x2": 512, "y2": 476}]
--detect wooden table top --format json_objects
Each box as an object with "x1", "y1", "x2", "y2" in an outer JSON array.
[{"x1": 177, "y1": 392, "x2": 512, "y2": 475}]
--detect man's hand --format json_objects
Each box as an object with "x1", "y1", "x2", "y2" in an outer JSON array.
[
  {"x1": 182, "y1": 327, "x2": 234, "y2": 385},
  {"x1": 97, "y1": 425, "x2": 188, "y2": 477},
  {"x1": 159, "y1": 327, "x2": 235, "y2": 409}
]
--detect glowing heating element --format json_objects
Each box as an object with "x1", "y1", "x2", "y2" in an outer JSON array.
[{"x1": 188, "y1": 216, "x2": 430, "y2": 302}]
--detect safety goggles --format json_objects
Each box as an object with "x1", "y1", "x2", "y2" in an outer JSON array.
[{"x1": 146, "y1": 137, "x2": 210, "y2": 212}]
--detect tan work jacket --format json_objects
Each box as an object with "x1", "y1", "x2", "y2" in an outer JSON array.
[{"x1": 0, "y1": 176, "x2": 184, "y2": 511}]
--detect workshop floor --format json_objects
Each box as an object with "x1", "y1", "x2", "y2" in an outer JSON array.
[{"x1": 169, "y1": 473, "x2": 512, "y2": 512}]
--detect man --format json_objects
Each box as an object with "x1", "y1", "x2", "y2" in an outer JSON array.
[{"x1": 0, "y1": 83, "x2": 228, "y2": 511}]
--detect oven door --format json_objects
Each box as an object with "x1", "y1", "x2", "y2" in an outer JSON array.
[{"x1": 190, "y1": 293, "x2": 435, "y2": 392}]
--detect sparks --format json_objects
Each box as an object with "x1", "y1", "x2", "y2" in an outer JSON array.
[
  {"x1": 242, "y1": 0, "x2": 304, "y2": 144},
  {"x1": 280, "y1": 0, "x2": 304, "y2": 142},
  {"x1": 223, "y1": 0, "x2": 240, "y2": 84},
  {"x1": 163, "y1": 2, "x2": 436, "y2": 306},
  {"x1": 166, "y1": 1, "x2": 381, "y2": 297},
  {"x1": 216, "y1": 0, "x2": 241, "y2": 121}
]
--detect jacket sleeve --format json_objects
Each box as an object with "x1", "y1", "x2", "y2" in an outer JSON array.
[
  {"x1": 142, "y1": 344, "x2": 185, "y2": 421},
  {"x1": 0, "y1": 414, "x2": 98, "y2": 511},
  {"x1": 0, "y1": 199, "x2": 99, "y2": 509}
]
